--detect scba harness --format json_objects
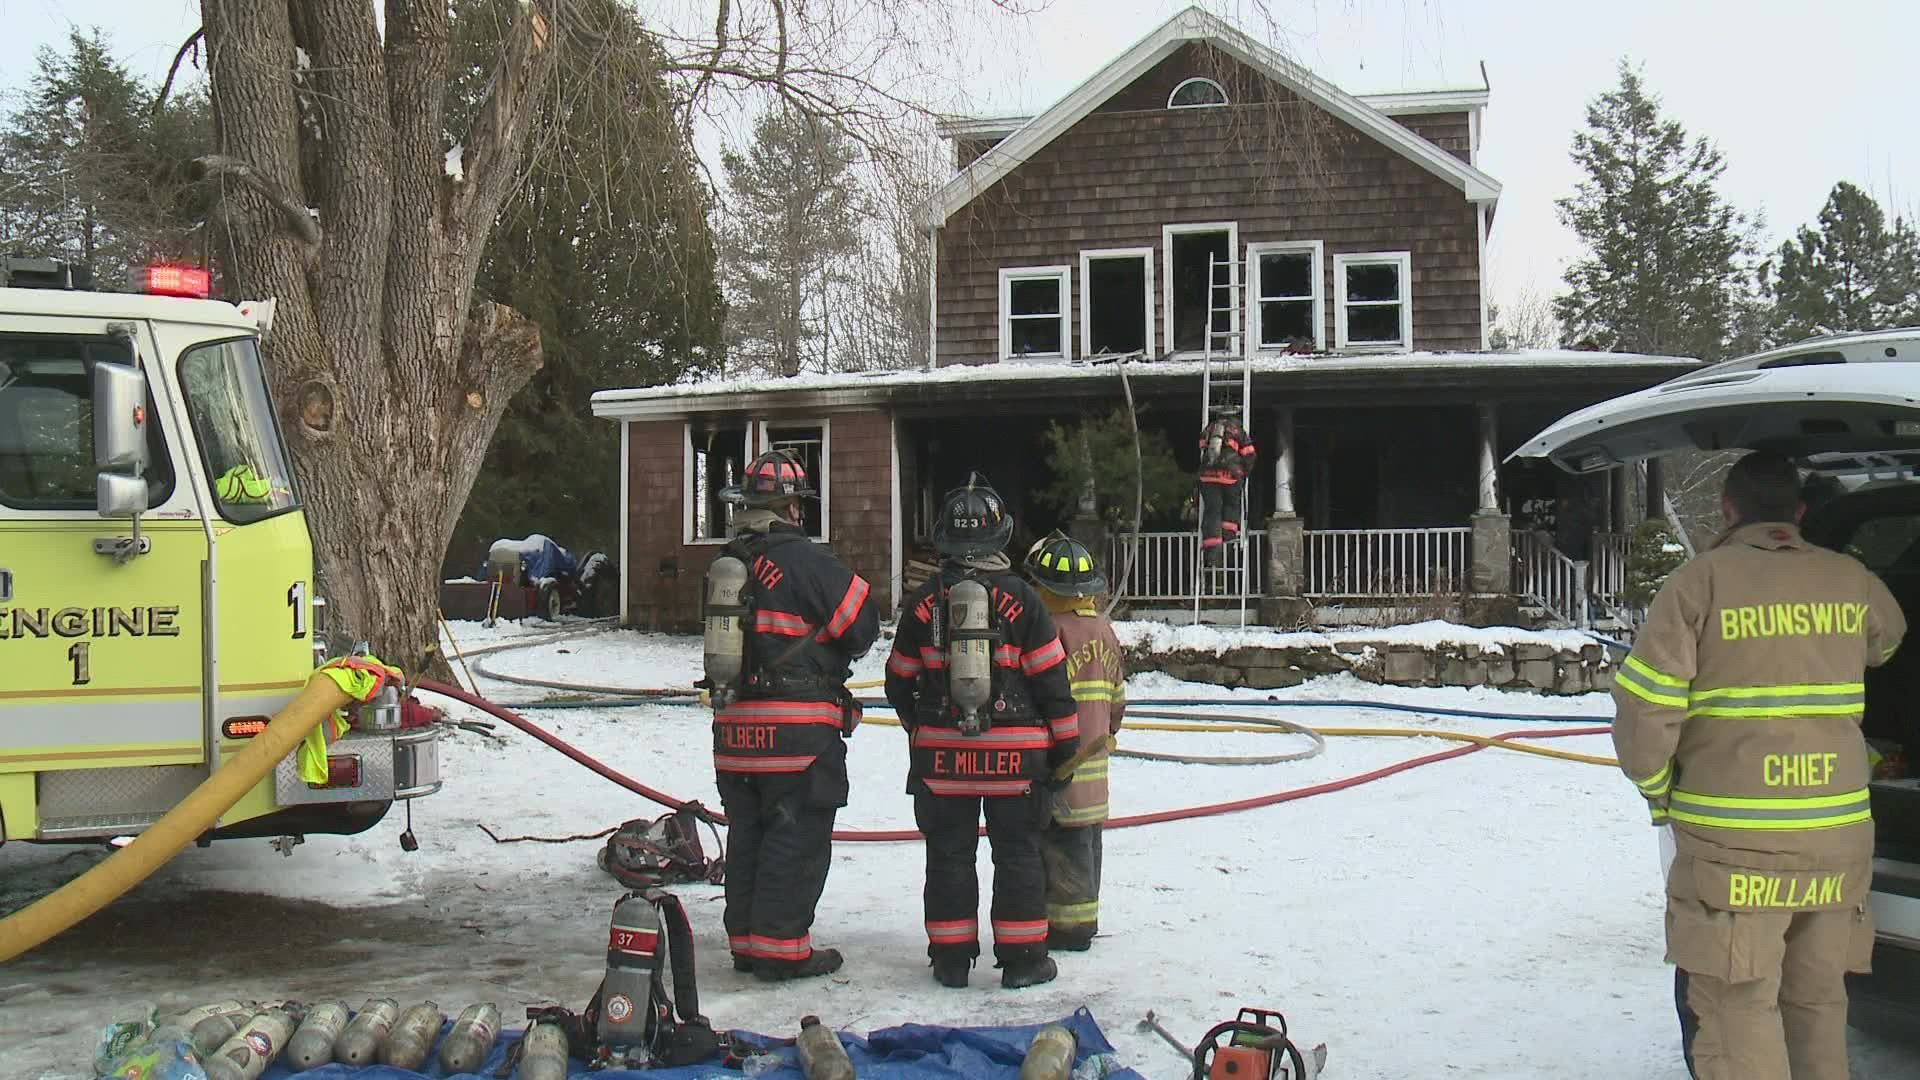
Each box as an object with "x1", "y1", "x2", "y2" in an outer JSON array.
[
  {"x1": 702, "y1": 531, "x2": 860, "y2": 735},
  {"x1": 909, "y1": 572, "x2": 1050, "y2": 796}
]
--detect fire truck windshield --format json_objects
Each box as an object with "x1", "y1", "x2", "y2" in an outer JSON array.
[{"x1": 178, "y1": 337, "x2": 300, "y2": 523}]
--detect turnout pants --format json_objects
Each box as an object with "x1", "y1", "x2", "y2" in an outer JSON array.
[
  {"x1": 1199, "y1": 481, "x2": 1243, "y2": 550},
  {"x1": 915, "y1": 789, "x2": 1049, "y2": 966},
  {"x1": 1668, "y1": 898, "x2": 1874, "y2": 1080},
  {"x1": 716, "y1": 757, "x2": 843, "y2": 970},
  {"x1": 1040, "y1": 822, "x2": 1103, "y2": 948}
]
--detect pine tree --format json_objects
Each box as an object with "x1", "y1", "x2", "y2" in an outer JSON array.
[
  {"x1": 718, "y1": 108, "x2": 864, "y2": 376},
  {"x1": 1554, "y1": 62, "x2": 1756, "y2": 360},
  {"x1": 0, "y1": 29, "x2": 211, "y2": 280},
  {"x1": 443, "y1": 0, "x2": 725, "y2": 579},
  {"x1": 1764, "y1": 181, "x2": 1909, "y2": 341}
]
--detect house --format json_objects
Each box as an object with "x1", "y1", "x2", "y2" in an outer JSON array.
[{"x1": 591, "y1": 6, "x2": 1696, "y2": 631}]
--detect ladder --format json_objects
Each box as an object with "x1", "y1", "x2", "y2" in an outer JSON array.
[{"x1": 1194, "y1": 251, "x2": 1253, "y2": 627}]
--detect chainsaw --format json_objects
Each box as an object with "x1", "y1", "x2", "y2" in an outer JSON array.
[{"x1": 1140, "y1": 1007, "x2": 1325, "y2": 1080}]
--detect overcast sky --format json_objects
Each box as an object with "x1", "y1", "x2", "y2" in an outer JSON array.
[{"x1": 3, "y1": 0, "x2": 1913, "y2": 316}]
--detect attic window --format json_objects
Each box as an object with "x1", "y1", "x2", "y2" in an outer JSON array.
[{"x1": 1168, "y1": 77, "x2": 1228, "y2": 109}]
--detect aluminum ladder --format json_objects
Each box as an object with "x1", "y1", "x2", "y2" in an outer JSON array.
[{"x1": 1194, "y1": 250, "x2": 1253, "y2": 627}]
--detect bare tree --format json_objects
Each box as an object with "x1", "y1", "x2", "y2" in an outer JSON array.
[
  {"x1": 191, "y1": 0, "x2": 1037, "y2": 665},
  {"x1": 1487, "y1": 285, "x2": 1562, "y2": 350}
]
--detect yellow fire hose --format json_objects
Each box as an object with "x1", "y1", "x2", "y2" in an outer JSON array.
[{"x1": 0, "y1": 675, "x2": 351, "y2": 964}]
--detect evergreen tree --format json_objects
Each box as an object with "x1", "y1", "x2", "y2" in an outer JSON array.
[
  {"x1": 1038, "y1": 410, "x2": 1191, "y2": 530},
  {"x1": 0, "y1": 29, "x2": 211, "y2": 280},
  {"x1": 718, "y1": 107, "x2": 863, "y2": 376},
  {"x1": 1554, "y1": 62, "x2": 1756, "y2": 360},
  {"x1": 1765, "y1": 182, "x2": 1920, "y2": 340},
  {"x1": 442, "y1": 0, "x2": 725, "y2": 579}
]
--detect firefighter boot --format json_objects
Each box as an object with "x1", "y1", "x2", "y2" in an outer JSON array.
[
  {"x1": 1047, "y1": 925, "x2": 1096, "y2": 952},
  {"x1": 933, "y1": 955, "x2": 972, "y2": 989},
  {"x1": 754, "y1": 948, "x2": 844, "y2": 983},
  {"x1": 1000, "y1": 956, "x2": 1058, "y2": 989}
]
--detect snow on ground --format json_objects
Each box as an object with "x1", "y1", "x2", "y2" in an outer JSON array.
[
  {"x1": 1114, "y1": 618, "x2": 1603, "y2": 657},
  {"x1": 2, "y1": 624, "x2": 1912, "y2": 1078}
]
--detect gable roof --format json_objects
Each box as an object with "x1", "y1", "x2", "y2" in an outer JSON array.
[
  {"x1": 923, "y1": 6, "x2": 1502, "y2": 227},
  {"x1": 934, "y1": 86, "x2": 1490, "y2": 142}
]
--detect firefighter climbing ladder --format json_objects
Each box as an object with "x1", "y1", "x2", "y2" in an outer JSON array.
[{"x1": 1196, "y1": 251, "x2": 1253, "y2": 627}]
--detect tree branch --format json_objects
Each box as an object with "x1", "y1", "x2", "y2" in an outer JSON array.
[
  {"x1": 684, "y1": 0, "x2": 730, "y2": 124},
  {"x1": 195, "y1": 153, "x2": 320, "y2": 247},
  {"x1": 152, "y1": 28, "x2": 206, "y2": 116},
  {"x1": 452, "y1": 0, "x2": 562, "y2": 279}
]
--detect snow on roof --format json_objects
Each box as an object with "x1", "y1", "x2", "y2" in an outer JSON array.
[
  {"x1": 590, "y1": 349, "x2": 1700, "y2": 418},
  {"x1": 1115, "y1": 618, "x2": 1603, "y2": 657}
]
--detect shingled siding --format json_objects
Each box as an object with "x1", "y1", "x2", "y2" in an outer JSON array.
[
  {"x1": 937, "y1": 47, "x2": 1482, "y2": 365},
  {"x1": 623, "y1": 411, "x2": 896, "y2": 631},
  {"x1": 1391, "y1": 113, "x2": 1472, "y2": 165}
]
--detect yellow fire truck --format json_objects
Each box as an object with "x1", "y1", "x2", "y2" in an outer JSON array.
[{"x1": 0, "y1": 256, "x2": 440, "y2": 846}]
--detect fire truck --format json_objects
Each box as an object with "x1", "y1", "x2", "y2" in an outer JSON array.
[{"x1": 0, "y1": 256, "x2": 441, "y2": 845}]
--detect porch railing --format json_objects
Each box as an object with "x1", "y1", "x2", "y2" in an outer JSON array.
[
  {"x1": 1512, "y1": 529, "x2": 1588, "y2": 627},
  {"x1": 1108, "y1": 531, "x2": 1266, "y2": 602},
  {"x1": 1591, "y1": 532, "x2": 1629, "y2": 605},
  {"x1": 1301, "y1": 527, "x2": 1471, "y2": 598}
]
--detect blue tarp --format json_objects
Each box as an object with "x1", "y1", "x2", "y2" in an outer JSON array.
[
  {"x1": 485, "y1": 534, "x2": 577, "y2": 584},
  {"x1": 258, "y1": 1008, "x2": 1145, "y2": 1080}
]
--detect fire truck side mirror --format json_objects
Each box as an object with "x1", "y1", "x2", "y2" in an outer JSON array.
[
  {"x1": 96, "y1": 473, "x2": 149, "y2": 518},
  {"x1": 93, "y1": 361, "x2": 149, "y2": 473}
]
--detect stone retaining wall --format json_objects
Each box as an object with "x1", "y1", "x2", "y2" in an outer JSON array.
[{"x1": 1129, "y1": 640, "x2": 1615, "y2": 696}]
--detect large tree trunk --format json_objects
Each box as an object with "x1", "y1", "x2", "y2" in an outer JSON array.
[{"x1": 202, "y1": 0, "x2": 556, "y2": 672}]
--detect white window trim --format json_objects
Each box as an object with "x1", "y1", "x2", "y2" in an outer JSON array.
[
  {"x1": 1333, "y1": 251, "x2": 1413, "y2": 352},
  {"x1": 1077, "y1": 246, "x2": 1155, "y2": 359},
  {"x1": 1168, "y1": 76, "x2": 1229, "y2": 109},
  {"x1": 1246, "y1": 240, "x2": 1324, "y2": 352},
  {"x1": 999, "y1": 265, "x2": 1072, "y2": 362},
  {"x1": 680, "y1": 417, "x2": 835, "y2": 544},
  {"x1": 758, "y1": 418, "x2": 832, "y2": 543},
  {"x1": 1162, "y1": 222, "x2": 1239, "y2": 356}
]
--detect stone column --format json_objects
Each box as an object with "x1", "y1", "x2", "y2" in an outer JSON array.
[
  {"x1": 1259, "y1": 511, "x2": 1309, "y2": 626},
  {"x1": 1466, "y1": 403, "x2": 1514, "y2": 625}
]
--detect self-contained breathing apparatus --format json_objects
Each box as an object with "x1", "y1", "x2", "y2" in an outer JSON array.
[
  {"x1": 700, "y1": 531, "x2": 859, "y2": 736},
  {"x1": 701, "y1": 553, "x2": 751, "y2": 710},
  {"x1": 941, "y1": 575, "x2": 998, "y2": 736}
]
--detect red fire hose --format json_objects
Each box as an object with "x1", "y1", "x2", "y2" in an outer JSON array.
[{"x1": 416, "y1": 679, "x2": 1611, "y2": 842}]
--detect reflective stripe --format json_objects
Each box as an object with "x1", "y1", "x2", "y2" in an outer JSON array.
[
  {"x1": 1667, "y1": 787, "x2": 1872, "y2": 831},
  {"x1": 924, "y1": 778, "x2": 1032, "y2": 796},
  {"x1": 1047, "y1": 900, "x2": 1099, "y2": 925},
  {"x1": 1650, "y1": 806, "x2": 1669, "y2": 825},
  {"x1": 1022, "y1": 638, "x2": 1066, "y2": 675},
  {"x1": 918, "y1": 646, "x2": 948, "y2": 670},
  {"x1": 991, "y1": 918, "x2": 1049, "y2": 945},
  {"x1": 751, "y1": 609, "x2": 811, "y2": 637},
  {"x1": 1616, "y1": 656, "x2": 1689, "y2": 709},
  {"x1": 1883, "y1": 643, "x2": 1901, "y2": 662},
  {"x1": 887, "y1": 649, "x2": 923, "y2": 677},
  {"x1": 1634, "y1": 759, "x2": 1673, "y2": 799},
  {"x1": 1049, "y1": 715, "x2": 1079, "y2": 742},
  {"x1": 1072, "y1": 759, "x2": 1110, "y2": 780},
  {"x1": 926, "y1": 919, "x2": 976, "y2": 944},
  {"x1": 1053, "y1": 801, "x2": 1108, "y2": 826},
  {"x1": 1070, "y1": 679, "x2": 1123, "y2": 702},
  {"x1": 718, "y1": 701, "x2": 845, "y2": 726},
  {"x1": 729, "y1": 934, "x2": 752, "y2": 957},
  {"x1": 994, "y1": 644, "x2": 1022, "y2": 668},
  {"x1": 1687, "y1": 682, "x2": 1865, "y2": 719},
  {"x1": 750, "y1": 934, "x2": 812, "y2": 959},
  {"x1": 913, "y1": 727, "x2": 1049, "y2": 750},
  {"x1": 715, "y1": 753, "x2": 816, "y2": 773},
  {"x1": 820, "y1": 576, "x2": 870, "y2": 641}
]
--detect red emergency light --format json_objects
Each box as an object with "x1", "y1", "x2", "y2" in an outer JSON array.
[
  {"x1": 135, "y1": 264, "x2": 211, "y2": 299},
  {"x1": 310, "y1": 754, "x2": 363, "y2": 790}
]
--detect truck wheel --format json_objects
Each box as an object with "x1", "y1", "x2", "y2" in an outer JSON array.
[{"x1": 539, "y1": 583, "x2": 562, "y2": 622}]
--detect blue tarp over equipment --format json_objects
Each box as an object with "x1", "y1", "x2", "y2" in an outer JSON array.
[{"x1": 259, "y1": 1008, "x2": 1145, "y2": 1079}]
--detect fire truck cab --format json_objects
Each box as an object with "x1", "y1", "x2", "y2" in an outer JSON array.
[{"x1": 0, "y1": 256, "x2": 441, "y2": 844}]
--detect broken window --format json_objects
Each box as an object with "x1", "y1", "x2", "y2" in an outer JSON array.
[
  {"x1": 1166, "y1": 227, "x2": 1235, "y2": 352},
  {"x1": 687, "y1": 421, "x2": 748, "y2": 541},
  {"x1": 1250, "y1": 241, "x2": 1322, "y2": 350},
  {"x1": 763, "y1": 422, "x2": 829, "y2": 540},
  {"x1": 1334, "y1": 252, "x2": 1411, "y2": 350},
  {"x1": 999, "y1": 266, "x2": 1071, "y2": 359},
  {"x1": 1168, "y1": 77, "x2": 1228, "y2": 109},
  {"x1": 1082, "y1": 250, "x2": 1151, "y2": 356}
]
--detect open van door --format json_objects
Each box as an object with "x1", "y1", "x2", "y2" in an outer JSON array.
[{"x1": 1508, "y1": 362, "x2": 1920, "y2": 474}]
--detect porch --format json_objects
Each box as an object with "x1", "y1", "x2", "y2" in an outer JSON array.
[{"x1": 1104, "y1": 524, "x2": 1635, "y2": 629}]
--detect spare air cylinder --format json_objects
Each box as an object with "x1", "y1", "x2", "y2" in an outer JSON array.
[{"x1": 598, "y1": 893, "x2": 663, "y2": 1052}]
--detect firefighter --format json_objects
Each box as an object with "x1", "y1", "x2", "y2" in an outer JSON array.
[
  {"x1": 708, "y1": 449, "x2": 879, "y2": 982},
  {"x1": 1612, "y1": 451, "x2": 1905, "y2": 1080},
  {"x1": 885, "y1": 475, "x2": 1079, "y2": 989},
  {"x1": 1022, "y1": 531, "x2": 1125, "y2": 952},
  {"x1": 1197, "y1": 410, "x2": 1256, "y2": 563}
]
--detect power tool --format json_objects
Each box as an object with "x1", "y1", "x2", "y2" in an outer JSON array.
[{"x1": 1190, "y1": 1008, "x2": 1310, "y2": 1080}]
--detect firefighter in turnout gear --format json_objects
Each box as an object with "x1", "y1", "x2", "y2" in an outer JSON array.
[
  {"x1": 885, "y1": 475, "x2": 1080, "y2": 990},
  {"x1": 1611, "y1": 452, "x2": 1906, "y2": 1080},
  {"x1": 705, "y1": 449, "x2": 879, "y2": 981},
  {"x1": 1022, "y1": 531, "x2": 1125, "y2": 952},
  {"x1": 1197, "y1": 411, "x2": 1256, "y2": 563}
]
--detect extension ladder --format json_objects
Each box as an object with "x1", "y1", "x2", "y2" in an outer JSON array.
[{"x1": 1195, "y1": 251, "x2": 1253, "y2": 627}]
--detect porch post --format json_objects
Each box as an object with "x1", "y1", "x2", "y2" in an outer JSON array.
[
  {"x1": 1645, "y1": 458, "x2": 1665, "y2": 523},
  {"x1": 1610, "y1": 465, "x2": 1630, "y2": 536},
  {"x1": 1259, "y1": 406, "x2": 1308, "y2": 627},
  {"x1": 1466, "y1": 402, "x2": 1515, "y2": 625}
]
